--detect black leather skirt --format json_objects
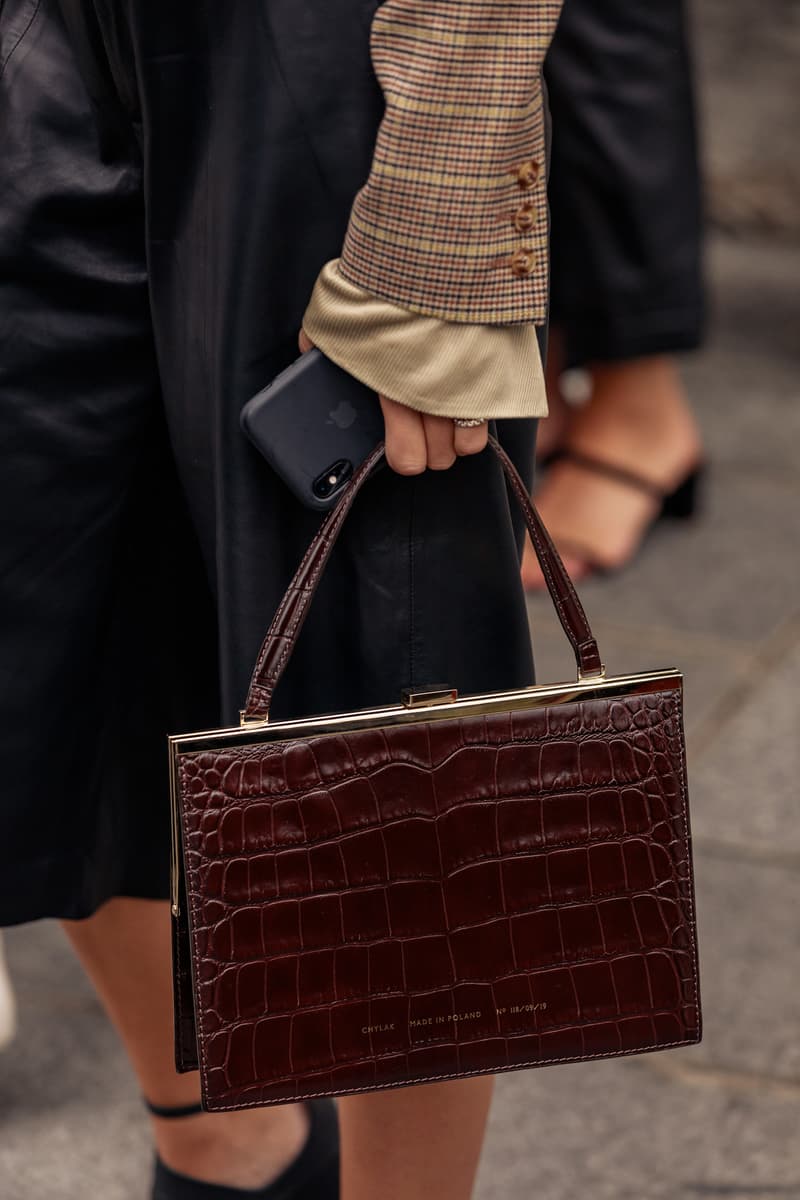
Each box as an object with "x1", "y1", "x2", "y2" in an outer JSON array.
[
  {"x1": 545, "y1": 0, "x2": 705, "y2": 366},
  {"x1": 0, "y1": 1, "x2": 539, "y2": 925}
]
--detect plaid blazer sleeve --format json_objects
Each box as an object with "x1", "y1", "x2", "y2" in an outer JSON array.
[{"x1": 335, "y1": 0, "x2": 562, "y2": 325}]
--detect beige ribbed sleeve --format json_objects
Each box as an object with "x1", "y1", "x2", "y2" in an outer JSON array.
[{"x1": 302, "y1": 260, "x2": 548, "y2": 421}]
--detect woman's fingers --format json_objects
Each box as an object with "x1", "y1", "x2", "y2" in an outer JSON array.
[
  {"x1": 298, "y1": 327, "x2": 315, "y2": 353},
  {"x1": 421, "y1": 413, "x2": 457, "y2": 470},
  {"x1": 380, "y1": 395, "x2": 428, "y2": 475},
  {"x1": 453, "y1": 420, "x2": 489, "y2": 457},
  {"x1": 379, "y1": 395, "x2": 491, "y2": 474}
]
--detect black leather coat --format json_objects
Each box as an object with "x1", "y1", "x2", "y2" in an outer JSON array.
[{"x1": 0, "y1": 1, "x2": 539, "y2": 923}]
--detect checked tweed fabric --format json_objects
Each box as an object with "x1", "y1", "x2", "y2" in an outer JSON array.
[
  {"x1": 337, "y1": 0, "x2": 563, "y2": 323},
  {"x1": 177, "y1": 689, "x2": 701, "y2": 1110}
]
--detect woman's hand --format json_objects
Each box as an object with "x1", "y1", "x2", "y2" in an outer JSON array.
[{"x1": 298, "y1": 328, "x2": 488, "y2": 475}]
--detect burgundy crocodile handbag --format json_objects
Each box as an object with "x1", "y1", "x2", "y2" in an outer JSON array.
[{"x1": 169, "y1": 436, "x2": 701, "y2": 1110}]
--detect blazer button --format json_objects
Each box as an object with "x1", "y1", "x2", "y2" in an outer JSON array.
[
  {"x1": 509, "y1": 248, "x2": 535, "y2": 277},
  {"x1": 514, "y1": 159, "x2": 540, "y2": 190},
  {"x1": 513, "y1": 202, "x2": 536, "y2": 233}
]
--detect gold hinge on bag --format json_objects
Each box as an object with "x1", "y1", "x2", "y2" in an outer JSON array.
[
  {"x1": 577, "y1": 666, "x2": 606, "y2": 682},
  {"x1": 401, "y1": 685, "x2": 458, "y2": 708},
  {"x1": 240, "y1": 709, "x2": 269, "y2": 727}
]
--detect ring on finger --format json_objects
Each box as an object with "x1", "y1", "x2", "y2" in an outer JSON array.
[{"x1": 453, "y1": 417, "x2": 485, "y2": 428}]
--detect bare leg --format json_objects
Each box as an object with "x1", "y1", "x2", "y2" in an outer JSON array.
[
  {"x1": 64, "y1": 897, "x2": 496, "y2": 1197},
  {"x1": 338, "y1": 1076, "x2": 495, "y2": 1200},
  {"x1": 62, "y1": 897, "x2": 309, "y2": 1190}
]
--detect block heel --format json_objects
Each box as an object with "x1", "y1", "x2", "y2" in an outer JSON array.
[{"x1": 660, "y1": 464, "x2": 705, "y2": 520}]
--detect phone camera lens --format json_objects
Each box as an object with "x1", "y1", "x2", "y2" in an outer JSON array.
[{"x1": 312, "y1": 459, "x2": 353, "y2": 501}]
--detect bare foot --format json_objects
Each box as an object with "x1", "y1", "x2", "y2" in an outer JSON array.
[
  {"x1": 152, "y1": 1101, "x2": 310, "y2": 1190},
  {"x1": 523, "y1": 356, "x2": 703, "y2": 590}
]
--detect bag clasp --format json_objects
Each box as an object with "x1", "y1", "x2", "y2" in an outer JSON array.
[{"x1": 401, "y1": 685, "x2": 458, "y2": 709}]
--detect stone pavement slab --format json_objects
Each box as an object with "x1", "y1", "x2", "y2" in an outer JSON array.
[
  {"x1": 476, "y1": 1054, "x2": 800, "y2": 1200},
  {"x1": 684, "y1": 343, "x2": 800, "y2": 484},
  {"x1": 0, "y1": 923, "x2": 149, "y2": 1200},
  {"x1": 694, "y1": 0, "x2": 800, "y2": 237},
  {"x1": 689, "y1": 642, "x2": 800, "y2": 857},
  {"x1": 675, "y1": 851, "x2": 800, "y2": 1083},
  {"x1": 681, "y1": 239, "x2": 800, "y2": 481},
  {"x1": 0, "y1": 1102, "x2": 149, "y2": 1200},
  {"x1": 0, "y1": 923, "x2": 134, "y2": 1122}
]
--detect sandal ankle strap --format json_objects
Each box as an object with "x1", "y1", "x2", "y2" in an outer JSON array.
[{"x1": 144, "y1": 1097, "x2": 204, "y2": 1119}]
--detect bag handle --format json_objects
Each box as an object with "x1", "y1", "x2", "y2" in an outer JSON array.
[{"x1": 242, "y1": 435, "x2": 603, "y2": 723}]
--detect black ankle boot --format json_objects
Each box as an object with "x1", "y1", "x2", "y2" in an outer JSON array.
[{"x1": 147, "y1": 1097, "x2": 339, "y2": 1200}]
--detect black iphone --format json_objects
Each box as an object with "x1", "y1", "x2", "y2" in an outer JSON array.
[{"x1": 240, "y1": 348, "x2": 384, "y2": 511}]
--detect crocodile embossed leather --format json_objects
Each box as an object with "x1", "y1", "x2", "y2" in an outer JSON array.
[{"x1": 170, "y1": 437, "x2": 701, "y2": 1110}]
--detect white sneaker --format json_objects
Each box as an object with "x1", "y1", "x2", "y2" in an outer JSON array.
[{"x1": 0, "y1": 933, "x2": 17, "y2": 1050}]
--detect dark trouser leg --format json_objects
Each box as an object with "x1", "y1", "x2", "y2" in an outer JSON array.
[{"x1": 545, "y1": 0, "x2": 705, "y2": 366}]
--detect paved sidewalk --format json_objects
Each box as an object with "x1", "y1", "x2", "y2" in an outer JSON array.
[
  {"x1": 695, "y1": 0, "x2": 800, "y2": 238},
  {"x1": 1, "y1": 229, "x2": 797, "y2": 1200}
]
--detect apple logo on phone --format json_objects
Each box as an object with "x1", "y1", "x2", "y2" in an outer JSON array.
[{"x1": 327, "y1": 400, "x2": 357, "y2": 430}]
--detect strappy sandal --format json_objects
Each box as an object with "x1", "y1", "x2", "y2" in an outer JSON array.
[
  {"x1": 523, "y1": 449, "x2": 706, "y2": 586},
  {"x1": 146, "y1": 1097, "x2": 339, "y2": 1200}
]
